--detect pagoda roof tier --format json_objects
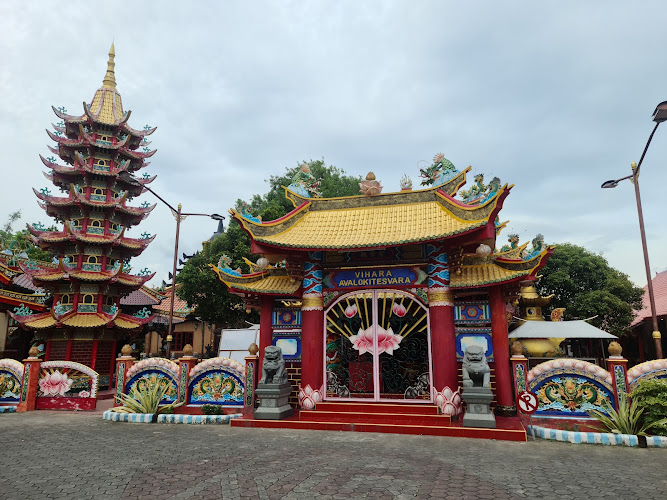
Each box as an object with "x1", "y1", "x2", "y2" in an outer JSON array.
[
  {"x1": 494, "y1": 242, "x2": 529, "y2": 260},
  {"x1": 32, "y1": 186, "x2": 155, "y2": 219},
  {"x1": 19, "y1": 259, "x2": 154, "y2": 287},
  {"x1": 27, "y1": 224, "x2": 155, "y2": 256},
  {"x1": 210, "y1": 266, "x2": 301, "y2": 296},
  {"x1": 451, "y1": 247, "x2": 554, "y2": 289},
  {"x1": 231, "y1": 177, "x2": 511, "y2": 251},
  {"x1": 10, "y1": 308, "x2": 152, "y2": 331}
]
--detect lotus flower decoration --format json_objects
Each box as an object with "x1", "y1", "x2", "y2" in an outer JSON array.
[
  {"x1": 39, "y1": 370, "x2": 73, "y2": 397},
  {"x1": 350, "y1": 326, "x2": 402, "y2": 356}
]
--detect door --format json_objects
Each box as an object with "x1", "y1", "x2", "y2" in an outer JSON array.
[{"x1": 324, "y1": 290, "x2": 432, "y2": 402}]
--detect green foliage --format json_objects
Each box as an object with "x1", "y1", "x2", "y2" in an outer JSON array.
[
  {"x1": 536, "y1": 243, "x2": 643, "y2": 336},
  {"x1": 111, "y1": 382, "x2": 183, "y2": 418},
  {"x1": 201, "y1": 404, "x2": 225, "y2": 415},
  {"x1": 177, "y1": 159, "x2": 361, "y2": 326},
  {"x1": 631, "y1": 379, "x2": 667, "y2": 437},
  {"x1": 586, "y1": 392, "x2": 667, "y2": 436},
  {"x1": 0, "y1": 211, "x2": 56, "y2": 262}
]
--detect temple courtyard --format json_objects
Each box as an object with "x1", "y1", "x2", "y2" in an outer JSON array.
[{"x1": 0, "y1": 412, "x2": 665, "y2": 499}]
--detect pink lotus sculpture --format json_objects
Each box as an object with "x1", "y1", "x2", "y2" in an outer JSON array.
[
  {"x1": 350, "y1": 327, "x2": 402, "y2": 356},
  {"x1": 39, "y1": 370, "x2": 73, "y2": 397}
]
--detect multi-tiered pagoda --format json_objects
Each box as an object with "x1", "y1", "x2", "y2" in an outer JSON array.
[{"x1": 10, "y1": 45, "x2": 156, "y2": 388}]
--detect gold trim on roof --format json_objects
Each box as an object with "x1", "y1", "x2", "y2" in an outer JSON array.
[
  {"x1": 211, "y1": 266, "x2": 300, "y2": 295},
  {"x1": 62, "y1": 313, "x2": 109, "y2": 328},
  {"x1": 451, "y1": 247, "x2": 552, "y2": 288}
]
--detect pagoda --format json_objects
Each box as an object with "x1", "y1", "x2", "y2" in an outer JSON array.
[
  {"x1": 212, "y1": 156, "x2": 553, "y2": 417},
  {"x1": 10, "y1": 45, "x2": 156, "y2": 388}
]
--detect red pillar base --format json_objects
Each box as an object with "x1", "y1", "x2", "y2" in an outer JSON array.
[
  {"x1": 299, "y1": 297, "x2": 324, "y2": 410},
  {"x1": 243, "y1": 355, "x2": 259, "y2": 416},
  {"x1": 114, "y1": 356, "x2": 135, "y2": 405},
  {"x1": 489, "y1": 286, "x2": 515, "y2": 416},
  {"x1": 177, "y1": 356, "x2": 198, "y2": 404}
]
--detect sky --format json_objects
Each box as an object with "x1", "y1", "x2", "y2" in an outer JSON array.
[{"x1": 2, "y1": 1, "x2": 667, "y2": 288}]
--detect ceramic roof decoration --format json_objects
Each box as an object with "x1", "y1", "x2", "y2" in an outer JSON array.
[{"x1": 10, "y1": 45, "x2": 156, "y2": 335}]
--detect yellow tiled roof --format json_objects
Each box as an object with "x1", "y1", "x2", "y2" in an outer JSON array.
[
  {"x1": 114, "y1": 316, "x2": 143, "y2": 330},
  {"x1": 451, "y1": 248, "x2": 553, "y2": 288},
  {"x1": 226, "y1": 275, "x2": 300, "y2": 295},
  {"x1": 233, "y1": 181, "x2": 509, "y2": 250},
  {"x1": 24, "y1": 314, "x2": 57, "y2": 330},
  {"x1": 62, "y1": 313, "x2": 108, "y2": 328}
]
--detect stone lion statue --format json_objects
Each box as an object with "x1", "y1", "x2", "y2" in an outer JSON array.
[
  {"x1": 260, "y1": 345, "x2": 288, "y2": 384},
  {"x1": 462, "y1": 345, "x2": 490, "y2": 388}
]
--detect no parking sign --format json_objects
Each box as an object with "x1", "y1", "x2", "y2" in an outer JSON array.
[{"x1": 517, "y1": 391, "x2": 538, "y2": 414}]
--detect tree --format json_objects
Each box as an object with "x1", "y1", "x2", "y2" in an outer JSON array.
[
  {"x1": 536, "y1": 243, "x2": 644, "y2": 336},
  {"x1": 176, "y1": 159, "x2": 362, "y2": 326},
  {"x1": 0, "y1": 211, "x2": 54, "y2": 262}
]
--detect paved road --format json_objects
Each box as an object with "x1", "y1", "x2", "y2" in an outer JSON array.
[{"x1": 0, "y1": 411, "x2": 665, "y2": 499}]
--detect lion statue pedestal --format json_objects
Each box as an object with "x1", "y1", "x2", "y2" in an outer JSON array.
[
  {"x1": 461, "y1": 345, "x2": 496, "y2": 429},
  {"x1": 254, "y1": 346, "x2": 293, "y2": 420}
]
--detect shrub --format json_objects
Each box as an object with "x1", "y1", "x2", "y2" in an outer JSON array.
[
  {"x1": 631, "y1": 379, "x2": 667, "y2": 437},
  {"x1": 111, "y1": 382, "x2": 183, "y2": 420},
  {"x1": 587, "y1": 392, "x2": 667, "y2": 436},
  {"x1": 201, "y1": 404, "x2": 225, "y2": 415}
]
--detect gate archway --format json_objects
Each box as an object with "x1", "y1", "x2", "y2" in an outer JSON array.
[{"x1": 324, "y1": 289, "x2": 432, "y2": 402}]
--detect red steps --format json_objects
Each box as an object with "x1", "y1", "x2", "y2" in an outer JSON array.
[{"x1": 231, "y1": 401, "x2": 527, "y2": 442}]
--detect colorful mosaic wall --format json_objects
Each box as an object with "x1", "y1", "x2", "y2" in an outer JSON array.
[
  {"x1": 124, "y1": 359, "x2": 179, "y2": 404},
  {"x1": 187, "y1": 358, "x2": 245, "y2": 406},
  {"x1": 627, "y1": 359, "x2": 667, "y2": 390},
  {"x1": 38, "y1": 361, "x2": 99, "y2": 399},
  {"x1": 454, "y1": 301, "x2": 493, "y2": 361},
  {"x1": 0, "y1": 359, "x2": 24, "y2": 404},
  {"x1": 526, "y1": 359, "x2": 614, "y2": 417}
]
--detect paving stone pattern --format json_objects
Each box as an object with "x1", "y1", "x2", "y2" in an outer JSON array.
[{"x1": 0, "y1": 412, "x2": 666, "y2": 499}]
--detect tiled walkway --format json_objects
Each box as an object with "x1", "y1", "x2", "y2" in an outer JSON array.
[{"x1": 0, "y1": 411, "x2": 664, "y2": 499}]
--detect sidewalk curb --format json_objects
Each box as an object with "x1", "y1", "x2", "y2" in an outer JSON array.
[
  {"x1": 102, "y1": 410, "x2": 242, "y2": 424},
  {"x1": 527, "y1": 425, "x2": 667, "y2": 447}
]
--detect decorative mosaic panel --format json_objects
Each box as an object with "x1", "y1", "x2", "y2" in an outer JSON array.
[
  {"x1": 38, "y1": 361, "x2": 99, "y2": 399},
  {"x1": 515, "y1": 363, "x2": 526, "y2": 393},
  {"x1": 272, "y1": 336, "x2": 301, "y2": 360},
  {"x1": 126, "y1": 369, "x2": 177, "y2": 403},
  {"x1": 0, "y1": 359, "x2": 24, "y2": 403},
  {"x1": 272, "y1": 308, "x2": 302, "y2": 329},
  {"x1": 454, "y1": 302, "x2": 491, "y2": 324},
  {"x1": 527, "y1": 360, "x2": 614, "y2": 417},
  {"x1": 125, "y1": 359, "x2": 179, "y2": 404},
  {"x1": 627, "y1": 359, "x2": 667, "y2": 390},
  {"x1": 613, "y1": 365, "x2": 627, "y2": 395},
  {"x1": 188, "y1": 358, "x2": 245, "y2": 406},
  {"x1": 245, "y1": 360, "x2": 255, "y2": 408},
  {"x1": 455, "y1": 328, "x2": 493, "y2": 361}
]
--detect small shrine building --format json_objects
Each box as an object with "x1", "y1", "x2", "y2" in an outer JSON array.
[{"x1": 213, "y1": 159, "x2": 553, "y2": 416}]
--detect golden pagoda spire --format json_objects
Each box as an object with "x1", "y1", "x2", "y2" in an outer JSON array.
[{"x1": 102, "y1": 43, "x2": 116, "y2": 89}]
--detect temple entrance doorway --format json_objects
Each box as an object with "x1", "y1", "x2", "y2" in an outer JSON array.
[{"x1": 324, "y1": 290, "x2": 432, "y2": 402}]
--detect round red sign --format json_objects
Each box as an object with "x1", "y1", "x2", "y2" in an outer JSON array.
[{"x1": 517, "y1": 390, "x2": 538, "y2": 414}]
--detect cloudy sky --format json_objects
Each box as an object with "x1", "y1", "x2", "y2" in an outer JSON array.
[{"x1": 2, "y1": 1, "x2": 667, "y2": 287}]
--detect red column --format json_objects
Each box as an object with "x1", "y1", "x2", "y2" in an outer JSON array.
[
  {"x1": 489, "y1": 286, "x2": 514, "y2": 415},
  {"x1": 65, "y1": 338, "x2": 73, "y2": 361},
  {"x1": 17, "y1": 352, "x2": 41, "y2": 413},
  {"x1": 90, "y1": 338, "x2": 99, "y2": 371},
  {"x1": 426, "y1": 244, "x2": 460, "y2": 416},
  {"x1": 109, "y1": 339, "x2": 117, "y2": 388},
  {"x1": 258, "y1": 295, "x2": 273, "y2": 370},
  {"x1": 298, "y1": 253, "x2": 324, "y2": 410}
]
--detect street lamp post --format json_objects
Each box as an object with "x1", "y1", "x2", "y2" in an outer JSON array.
[
  {"x1": 118, "y1": 172, "x2": 224, "y2": 359},
  {"x1": 601, "y1": 101, "x2": 667, "y2": 360}
]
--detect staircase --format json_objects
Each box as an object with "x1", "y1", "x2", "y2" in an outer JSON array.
[{"x1": 231, "y1": 401, "x2": 527, "y2": 441}]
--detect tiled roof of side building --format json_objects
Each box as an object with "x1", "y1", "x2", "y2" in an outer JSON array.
[
  {"x1": 631, "y1": 270, "x2": 667, "y2": 327},
  {"x1": 121, "y1": 287, "x2": 162, "y2": 306}
]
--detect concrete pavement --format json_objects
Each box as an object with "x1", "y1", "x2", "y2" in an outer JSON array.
[{"x1": 0, "y1": 411, "x2": 665, "y2": 499}]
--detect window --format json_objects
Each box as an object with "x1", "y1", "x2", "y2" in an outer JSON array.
[
  {"x1": 82, "y1": 294, "x2": 95, "y2": 304},
  {"x1": 60, "y1": 294, "x2": 71, "y2": 304},
  {"x1": 173, "y1": 332, "x2": 194, "y2": 351},
  {"x1": 91, "y1": 220, "x2": 102, "y2": 227},
  {"x1": 105, "y1": 296, "x2": 115, "y2": 306}
]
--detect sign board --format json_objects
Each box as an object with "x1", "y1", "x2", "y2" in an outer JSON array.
[{"x1": 517, "y1": 390, "x2": 538, "y2": 414}]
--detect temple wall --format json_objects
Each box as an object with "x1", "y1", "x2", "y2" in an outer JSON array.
[
  {"x1": 48, "y1": 341, "x2": 67, "y2": 360},
  {"x1": 70, "y1": 340, "x2": 93, "y2": 365},
  {"x1": 0, "y1": 312, "x2": 8, "y2": 353}
]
